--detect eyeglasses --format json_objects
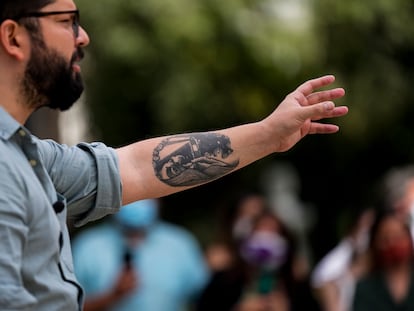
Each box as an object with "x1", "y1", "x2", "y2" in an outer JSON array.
[{"x1": 14, "y1": 10, "x2": 80, "y2": 38}]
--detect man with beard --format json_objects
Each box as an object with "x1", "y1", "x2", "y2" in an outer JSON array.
[{"x1": 0, "y1": 0, "x2": 348, "y2": 310}]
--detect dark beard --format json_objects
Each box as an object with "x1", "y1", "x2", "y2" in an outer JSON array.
[{"x1": 22, "y1": 41, "x2": 85, "y2": 111}]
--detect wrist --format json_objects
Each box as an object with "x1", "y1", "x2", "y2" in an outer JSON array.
[{"x1": 257, "y1": 119, "x2": 280, "y2": 154}]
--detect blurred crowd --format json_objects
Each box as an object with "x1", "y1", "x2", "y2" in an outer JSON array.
[{"x1": 71, "y1": 165, "x2": 414, "y2": 311}]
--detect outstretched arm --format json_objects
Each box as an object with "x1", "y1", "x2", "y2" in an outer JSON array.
[{"x1": 117, "y1": 75, "x2": 348, "y2": 203}]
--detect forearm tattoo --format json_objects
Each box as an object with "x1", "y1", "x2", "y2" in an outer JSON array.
[{"x1": 152, "y1": 133, "x2": 239, "y2": 187}]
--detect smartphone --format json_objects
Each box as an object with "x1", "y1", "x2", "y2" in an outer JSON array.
[{"x1": 123, "y1": 248, "x2": 133, "y2": 270}]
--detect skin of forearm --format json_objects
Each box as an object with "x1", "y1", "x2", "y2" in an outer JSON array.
[
  {"x1": 117, "y1": 121, "x2": 272, "y2": 204},
  {"x1": 117, "y1": 76, "x2": 348, "y2": 204}
]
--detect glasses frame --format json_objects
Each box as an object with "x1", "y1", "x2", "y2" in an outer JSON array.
[{"x1": 14, "y1": 10, "x2": 80, "y2": 38}]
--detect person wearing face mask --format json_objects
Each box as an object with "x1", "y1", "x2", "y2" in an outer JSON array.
[
  {"x1": 311, "y1": 165, "x2": 414, "y2": 311},
  {"x1": 72, "y1": 199, "x2": 209, "y2": 311},
  {"x1": 311, "y1": 207, "x2": 375, "y2": 311},
  {"x1": 352, "y1": 211, "x2": 414, "y2": 311},
  {"x1": 196, "y1": 192, "x2": 269, "y2": 311},
  {"x1": 237, "y1": 211, "x2": 320, "y2": 311},
  {"x1": 201, "y1": 192, "x2": 268, "y2": 282},
  {"x1": 239, "y1": 218, "x2": 291, "y2": 298},
  {"x1": 197, "y1": 208, "x2": 319, "y2": 311}
]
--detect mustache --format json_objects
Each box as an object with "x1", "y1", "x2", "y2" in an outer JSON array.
[{"x1": 71, "y1": 47, "x2": 85, "y2": 64}]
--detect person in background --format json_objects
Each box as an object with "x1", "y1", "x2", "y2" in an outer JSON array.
[
  {"x1": 204, "y1": 192, "x2": 268, "y2": 274},
  {"x1": 311, "y1": 165, "x2": 414, "y2": 311},
  {"x1": 197, "y1": 206, "x2": 319, "y2": 311},
  {"x1": 352, "y1": 211, "x2": 414, "y2": 311},
  {"x1": 72, "y1": 199, "x2": 209, "y2": 311},
  {"x1": 311, "y1": 207, "x2": 375, "y2": 311}
]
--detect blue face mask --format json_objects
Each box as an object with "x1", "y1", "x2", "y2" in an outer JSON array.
[
  {"x1": 240, "y1": 231, "x2": 288, "y2": 271},
  {"x1": 114, "y1": 199, "x2": 158, "y2": 229}
]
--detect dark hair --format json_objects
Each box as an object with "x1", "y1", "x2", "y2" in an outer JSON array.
[
  {"x1": 0, "y1": 0, "x2": 55, "y2": 42},
  {"x1": 252, "y1": 210, "x2": 297, "y2": 276},
  {"x1": 369, "y1": 210, "x2": 412, "y2": 246},
  {"x1": 368, "y1": 209, "x2": 414, "y2": 272},
  {"x1": 0, "y1": 0, "x2": 54, "y2": 22}
]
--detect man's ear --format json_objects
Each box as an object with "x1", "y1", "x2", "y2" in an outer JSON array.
[{"x1": 0, "y1": 20, "x2": 28, "y2": 61}]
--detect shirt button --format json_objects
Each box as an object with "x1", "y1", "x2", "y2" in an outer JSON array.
[
  {"x1": 29, "y1": 159, "x2": 37, "y2": 167},
  {"x1": 19, "y1": 129, "x2": 26, "y2": 137}
]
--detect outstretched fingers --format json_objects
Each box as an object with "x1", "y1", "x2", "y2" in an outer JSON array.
[
  {"x1": 308, "y1": 123, "x2": 340, "y2": 134},
  {"x1": 296, "y1": 75, "x2": 336, "y2": 97},
  {"x1": 306, "y1": 88, "x2": 345, "y2": 106},
  {"x1": 304, "y1": 102, "x2": 348, "y2": 134},
  {"x1": 308, "y1": 102, "x2": 349, "y2": 121}
]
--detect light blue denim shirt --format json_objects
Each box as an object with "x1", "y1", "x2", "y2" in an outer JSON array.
[{"x1": 0, "y1": 107, "x2": 122, "y2": 310}]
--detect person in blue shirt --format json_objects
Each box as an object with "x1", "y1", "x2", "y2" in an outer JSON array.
[
  {"x1": 72, "y1": 199, "x2": 209, "y2": 311},
  {"x1": 0, "y1": 0, "x2": 347, "y2": 309}
]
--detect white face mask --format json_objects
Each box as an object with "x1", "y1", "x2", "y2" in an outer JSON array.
[{"x1": 240, "y1": 231, "x2": 288, "y2": 271}]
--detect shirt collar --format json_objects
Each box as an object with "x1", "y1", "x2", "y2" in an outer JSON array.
[{"x1": 0, "y1": 106, "x2": 28, "y2": 140}]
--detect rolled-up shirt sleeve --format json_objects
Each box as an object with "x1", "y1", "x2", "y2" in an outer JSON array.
[{"x1": 37, "y1": 139, "x2": 123, "y2": 226}]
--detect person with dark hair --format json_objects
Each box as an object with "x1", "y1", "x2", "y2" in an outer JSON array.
[
  {"x1": 312, "y1": 165, "x2": 414, "y2": 311},
  {"x1": 311, "y1": 207, "x2": 375, "y2": 311},
  {"x1": 197, "y1": 205, "x2": 319, "y2": 311},
  {"x1": 352, "y1": 211, "x2": 414, "y2": 311},
  {"x1": 198, "y1": 193, "x2": 269, "y2": 311},
  {"x1": 0, "y1": 0, "x2": 347, "y2": 309}
]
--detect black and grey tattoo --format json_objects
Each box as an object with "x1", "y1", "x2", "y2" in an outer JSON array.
[{"x1": 152, "y1": 133, "x2": 239, "y2": 187}]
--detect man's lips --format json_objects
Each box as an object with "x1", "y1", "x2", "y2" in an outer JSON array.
[
  {"x1": 71, "y1": 48, "x2": 84, "y2": 73},
  {"x1": 72, "y1": 63, "x2": 81, "y2": 73}
]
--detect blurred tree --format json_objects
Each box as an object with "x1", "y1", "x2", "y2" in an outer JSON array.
[
  {"x1": 307, "y1": 0, "x2": 414, "y2": 259},
  {"x1": 74, "y1": 0, "x2": 322, "y2": 242},
  {"x1": 77, "y1": 0, "x2": 319, "y2": 142},
  {"x1": 73, "y1": 0, "x2": 414, "y2": 261}
]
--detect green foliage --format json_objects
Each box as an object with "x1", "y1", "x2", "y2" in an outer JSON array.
[
  {"x1": 314, "y1": 0, "x2": 414, "y2": 143},
  {"x1": 77, "y1": 0, "x2": 319, "y2": 145},
  {"x1": 306, "y1": 0, "x2": 414, "y2": 256},
  {"x1": 75, "y1": 0, "x2": 414, "y2": 256}
]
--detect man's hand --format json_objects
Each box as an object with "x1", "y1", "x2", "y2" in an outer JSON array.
[
  {"x1": 117, "y1": 75, "x2": 348, "y2": 203},
  {"x1": 111, "y1": 267, "x2": 139, "y2": 300},
  {"x1": 264, "y1": 75, "x2": 348, "y2": 152}
]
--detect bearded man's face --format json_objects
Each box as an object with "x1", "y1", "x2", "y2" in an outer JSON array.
[{"x1": 22, "y1": 34, "x2": 84, "y2": 111}]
